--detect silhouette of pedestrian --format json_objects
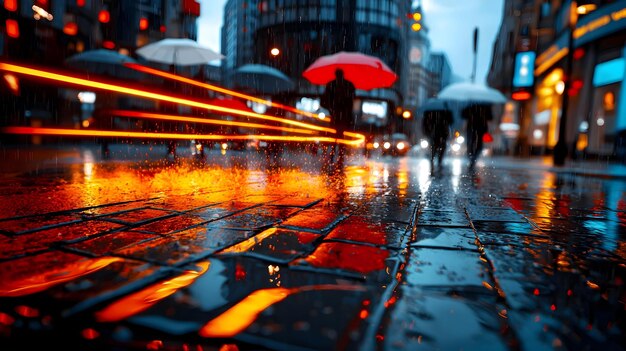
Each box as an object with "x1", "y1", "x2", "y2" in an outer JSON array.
[
  {"x1": 422, "y1": 108, "x2": 453, "y2": 170},
  {"x1": 462, "y1": 103, "x2": 491, "y2": 167},
  {"x1": 320, "y1": 69, "x2": 356, "y2": 167}
]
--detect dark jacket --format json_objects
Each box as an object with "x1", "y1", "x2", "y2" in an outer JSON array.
[
  {"x1": 422, "y1": 109, "x2": 453, "y2": 139},
  {"x1": 321, "y1": 78, "x2": 356, "y2": 128}
]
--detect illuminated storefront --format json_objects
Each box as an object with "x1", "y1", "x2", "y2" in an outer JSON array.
[
  {"x1": 532, "y1": 68, "x2": 564, "y2": 149},
  {"x1": 530, "y1": 0, "x2": 626, "y2": 158}
]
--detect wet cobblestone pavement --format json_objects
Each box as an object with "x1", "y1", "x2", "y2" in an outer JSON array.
[{"x1": 0, "y1": 150, "x2": 625, "y2": 350}]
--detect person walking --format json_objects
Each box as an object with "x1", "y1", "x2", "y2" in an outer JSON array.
[
  {"x1": 422, "y1": 108, "x2": 453, "y2": 171},
  {"x1": 320, "y1": 69, "x2": 356, "y2": 167},
  {"x1": 462, "y1": 103, "x2": 491, "y2": 167}
]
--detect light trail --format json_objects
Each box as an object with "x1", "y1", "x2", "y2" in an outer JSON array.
[
  {"x1": 0, "y1": 62, "x2": 335, "y2": 134},
  {"x1": 1, "y1": 127, "x2": 365, "y2": 146},
  {"x1": 109, "y1": 110, "x2": 316, "y2": 135},
  {"x1": 124, "y1": 63, "x2": 328, "y2": 122}
]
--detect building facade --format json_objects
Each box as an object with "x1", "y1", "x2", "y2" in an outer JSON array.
[
  {"x1": 221, "y1": 0, "x2": 258, "y2": 77},
  {"x1": 428, "y1": 52, "x2": 452, "y2": 97},
  {"x1": 488, "y1": 0, "x2": 626, "y2": 160}
]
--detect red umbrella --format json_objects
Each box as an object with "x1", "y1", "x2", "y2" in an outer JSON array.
[{"x1": 302, "y1": 51, "x2": 397, "y2": 91}]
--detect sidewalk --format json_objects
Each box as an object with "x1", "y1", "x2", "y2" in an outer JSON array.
[
  {"x1": 0, "y1": 146, "x2": 624, "y2": 350},
  {"x1": 485, "y1": 155, "x2": 626, "y2": 180}
]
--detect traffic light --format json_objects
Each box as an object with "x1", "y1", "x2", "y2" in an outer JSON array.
[{"x1": 411, "y1": 12, "x2": 422, "y2": 32}]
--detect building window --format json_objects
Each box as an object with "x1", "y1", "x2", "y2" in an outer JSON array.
[{"x1": 541, "y1": 1, "x2": 551, "y2": 18}]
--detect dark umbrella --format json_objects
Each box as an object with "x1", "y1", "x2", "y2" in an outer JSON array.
[
  {"x1": 229, "y1": 64, "x2": 294, "y2": 95},
  {"x1": 419, "y1": 98, "x2": 450, "y2": 114},
  {"x1": 65, "y1": 49, "x2": 141, "y2": 79}
]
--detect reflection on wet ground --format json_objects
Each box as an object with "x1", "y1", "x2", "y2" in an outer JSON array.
[{"x1": 0, "y1": 150, "x2": 625, "y2": 350}]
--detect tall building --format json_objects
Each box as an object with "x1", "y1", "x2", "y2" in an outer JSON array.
[
  {"x1": 487, "y1": 0, "x2": 538, "y2": 155},
  {"x1": 405, "y1": 5, "x2": 431, "y2": 113},
  {"x1": 0, "y1": 0, "x2": 200, "y2": 62},
  {"x1": 220, "y1": 0, "x2": 412, "y2": 135},
  {"x1": 221, "y1": 0, "x2": 258, "y2": 77},
  {"x1": 428, "y1": 52, "x2": 452, "y2": 97},
  {"x1": 100, "y1": 0, "x2": 200, "y2": 51}
]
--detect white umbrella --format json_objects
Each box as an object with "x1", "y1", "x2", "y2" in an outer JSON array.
[
  {"x1": 136, "y1": 38, "x2": 224, "y2": 66},
  {"x1": 437, "y1": 82, "x2": 507, "y2": 104}
]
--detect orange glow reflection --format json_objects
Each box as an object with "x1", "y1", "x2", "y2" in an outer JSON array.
[
  {"x1": 199, "y1": 284, "x2": 364, "y2": 338},
  {"x1": 220, "y1": 228, "x2": 277, "y2": 253},
  {"x1": 0, "y1": 257, "x2": 122, "y2": 297},
  {"x1": 0, "y1": 63, "x2": 334, "y2": 133},
  {"x1": 125, "y1": 63, "x2": 326, "y2": 122},
  {"x1": 95, "y1": 261, "x2": 210, "y2": 322},
  {"x1": 1, "y1": 126, "x2": 364, "y2": 146},
  {"x1": 304, "y1": 242, "x2": 389, "y2": 274}
]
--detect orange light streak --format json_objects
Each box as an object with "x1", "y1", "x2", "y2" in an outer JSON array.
[
  {"x1": 95, "y1": 262, "x2": 210, "y2": 322},
  {"x1": 0, "y1": 62, "x2": 334, "y2": 133},
  {"x1": 110, "y1": 110, "x2": 315, "y2": 135},
  {"x1": 1, "y1": 127, "x2": 365, "y2": 146},
  {"x1": 0, "y1": 257, "x2": 121, "y2": 297},
  {"x1": 199, "y1": 285, "x2": 365, "y2": 338},
  {"x1": 220, "y1": 228, "x2": 277, "y2": 254},
  {"x1": 124, "y1": 63, "x2": 327, "y2": 122}
]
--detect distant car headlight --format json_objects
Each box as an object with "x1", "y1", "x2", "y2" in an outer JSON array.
[
  {"x1": 221, "y1": 143, "x2": 228, "y2": 150},
  {"x1": 451, "y1": 143, "x2": 461, "y2": 152},
  {"x1": 383, "y1": 142, "x2": 391, "y2": 149},
  {"x1": 396, "y1": 142, "x2": 405, "y2": 150},
  {"x1": 373, "y1": 142, "x2": 380, "y2": 149},
  {"x1": 420, "y1": 139, "x2": 429, "y2": 149}
]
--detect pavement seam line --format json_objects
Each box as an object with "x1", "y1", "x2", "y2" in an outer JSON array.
[{"x1": 358, "y1": 199, "x2": 420, "y2": 351}]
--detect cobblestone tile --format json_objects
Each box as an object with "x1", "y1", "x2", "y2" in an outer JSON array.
[
  {"x1": 184, "y1": 202, "x2": 261, "y2": 222},
  {"x1": 404, "y1": 248, "x2": 490, "y2": 290},
  {"x1": 472, "y1": 221, "x2": 537, "y2": 235},
  {"x1": 99, "y1": 208, "x2": 176, "y2": 225},
  {"x1": 207, "y1": 205, "x2": 302, "y2": 230},
  {"x1": 382, "y1": 290, "x2": 510, "y2": 351},
  {"x1": 0, "y1": 214, "x2": 81, "y2": 235},
  {"x1": 0, "y1": 220, "x2": 124, "y2": 260},
  {"x1": 78, "y1": 201, "x2": 157, "y2": 218},
  {"x1": 279, "y1": 205, "x2": 350, "y2": 233},
  {"x1": 0, "y1": 254, "x2": 165, "y2": 317},
  {"x1": 115, "y1": 226, "x2": 254, "y2": 266},
  {"x1": 64, "y1": 230, "x2": 160, "y2": 256},
  {"x1": 218, "y1": 228, "x2": 320, "y2": 263},
  {"x1": 293, "y1": 242, "x2": 394, "y2": 277},
  {"x1": 132, "y1": 214, "x2": 206, "y2": 234},
  {"x1": 90, "y1": 256, "x2": 370, "y2": 351},
  {"x1": 324, "y1": 215, "x2": 409, "y2": 248},
  {"x1": 466, "y1": 206, "x2": 528, "y2": 222},
  {"x1": 418, "y1": 210, "x2": 471, "y2": 227},
  {"x1": 411, "y1": 227, "x2": 477, "y2": 250}
]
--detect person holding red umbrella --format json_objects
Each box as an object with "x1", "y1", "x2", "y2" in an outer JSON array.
[{"x1": 320, "y1": 68, "x2": 356, "y2": 166}]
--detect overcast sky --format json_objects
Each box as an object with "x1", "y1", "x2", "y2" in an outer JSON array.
[{"x1": 197, "y1": 0, "x2": 504, "y2": 83}]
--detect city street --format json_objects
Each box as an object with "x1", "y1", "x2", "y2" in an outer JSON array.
[{"x1": 0, "y1": 146, "x2": 624, "y2": 350}]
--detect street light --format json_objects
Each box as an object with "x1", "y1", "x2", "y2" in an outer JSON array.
[{"x1": 553, "y1": 1, "x2": 595, "y2": 165}]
